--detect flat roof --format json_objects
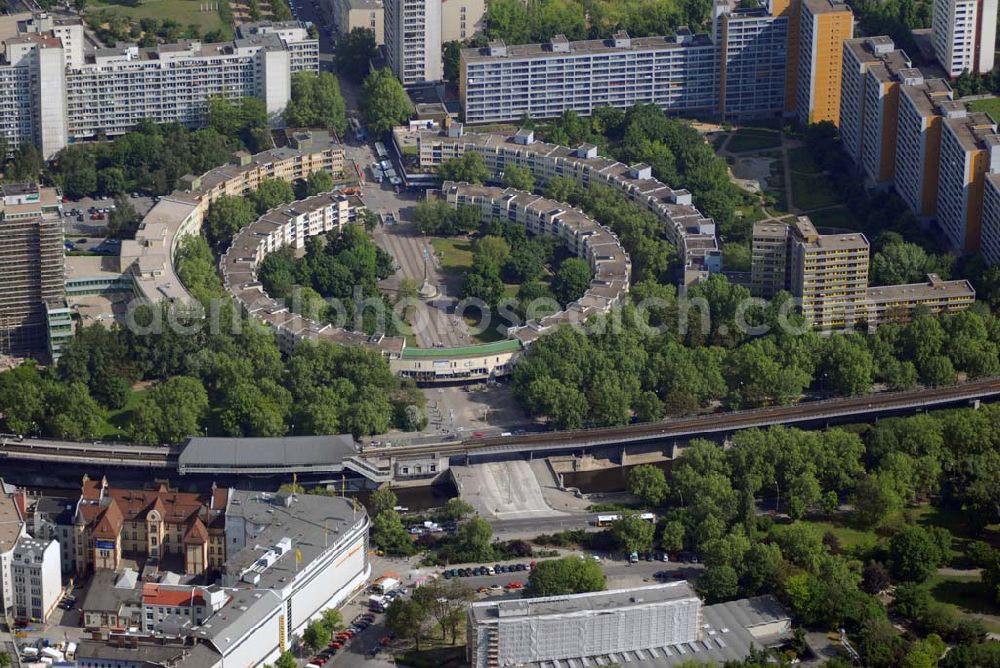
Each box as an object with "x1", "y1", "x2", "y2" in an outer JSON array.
[
  {"x1": 64, "y1": 255, "x2": 126, "y2": 280},
  {"x1": 192, "y1": 492, "x2": 366, "y2": 654},
  {"x1": 470, "y1": 581, "x2": 699, "y2": 624},
  {"x1": 400, "y1": 338, "x2": 522, "y2": 358},
  {"x1": 0, "y1": 493, "x2": 22, "y2": 556},
  {"x1": 802, "y1": 0, "x2": 852, "y2": 14},
  {"x1": 945, "y1": 111, "x2": 999, "y2": 152},
  {"x1": 866, "y1": 274, "x2": 975, "y2": 304},
  {"x1": 611, "y1": 597, "x2": 791, "y2": 668},
  {"x1": 179, "y1": 435, "x2": 358, "y2": 469},
  {"x1": 901, "y1": 78, "x2": 953, "y2": 116},
  {"x1": 462, "y1": 33, "x2": 714, "y2": 64}
]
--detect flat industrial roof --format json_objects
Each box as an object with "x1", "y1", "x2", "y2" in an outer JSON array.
[
  {"x1": 470, "y1": 581, "x2": 699, "y2": 624},
  {"x1": 192, "y1": 492, "x2": 366, "y2": 654},
  {"x1": 401, "y1": 339, "x2": 522, "y2": 358},
  {"x1": 462, "y1": 33, "x2": 714, "y2": 64},
  {"x1": 178, "y1": 435, "x2": 358, "y2": 469},
  {"x1": 0, "y1": 493, "x2": 22, "y2": 557}
]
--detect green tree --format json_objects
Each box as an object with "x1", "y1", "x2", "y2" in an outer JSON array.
[
  {"x1": 552, "y1": 257, "x2": 591, "y2": 305},
  {"x1": 274, "y1": 651, "x2": 296, "y2": 668},
  {"x1": 486, "y1": 0, "x2": 530, "y2": 42},
  {"x1": 302, "y1": 619, "x2": 332, "y2": 650},
  {"x1": 361, "y1": 68, "x2": 413, "y2": 136},
  {"x1": 204, "y1": 195, "x2": 257, "y2": 251},
  {"x1": 660, "y1": 520, "x2": 686, "y2": 553},
  {"x1": 107, "y1": 195, "x2": 140, "y2": 238},
  {"x1": 129, "y1": 376, "x2": 208, "y2": 444},
  {"x1": 369, "y1": 486, "x2": 398, "y2": 517},
  {"x1": 300, "y1": 170, "x2": 334, "y2": 197},
  {"x1": 871, "y1": 241, "x2": 951, "y2": 286},
  {"x1": 856, "y1": 615, "x2": 904, "y2": 668},
  {"x1": 526, "y1": 557, "x2": 606, "y2": 596},
  {"x1": 46, "y1": 383, "x2": 105, "y2": 441},
  {"x1": 697, "y1": 565, "x2": 739, "y2": 603},
  {"x1": 455, "y1": 517, "x2": 494, "y2": 562},
  {"x1": 372, "y1": 509, "x2": 415, "y2": 556},
  {"x1": 612, "y1": 512, "x2": 656, "y2": 554},
  {"x1": 385, "y1": 597, "x2": 431, "y2": 650},
  {"x1": 9, "y1": 142, "x2": 43, "y2": 181},
  {"x1": 335, "y1": 27, "x2": 377, "y2": 81},
  {"x1": 502, "y1": 164, "x2": 535, "y2": 191},
  {"x1": 57, "y1": 146, "x2": 98, "y2": 199},
  {"x1": 252, "y1": 178, "x2": 296, "y2": 214},
  {"x1": 443, "y1": 40, "x2": 463, "y2": 82},
  {"x1": 284, "y1": 72, "x2": 348, "y2": 136},
  {"x1": 439, "y1": 151, "x2": 490, "y2": 184},
  {"x1": 820, "y1": 334, "x2": 874, "y2": 396},
  {"x1": 889, "y1": 526, "x2": 944, "y2": 582},
  {"x1": 626, "y1": 465, "x2": 669, "y2": 506},
  {"x1": 440, "y1": 497, "x2": 475, "y2": 521}
]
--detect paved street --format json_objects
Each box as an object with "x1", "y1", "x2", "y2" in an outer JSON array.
[{"x1": 375, "y1": 222, "x2": 474, "y2": 348}]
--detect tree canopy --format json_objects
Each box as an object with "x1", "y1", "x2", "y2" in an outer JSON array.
[
  {"x1": 361, "y1": 69, "x2": 412, "y2": 136},
  {"x1": 284, "y1": 72, "x2": 348, "y2": 136}
]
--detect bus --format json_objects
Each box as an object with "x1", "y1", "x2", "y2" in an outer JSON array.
[
  {"x1": 374, "y1": 141, "x2": 388, "y2": 158},
  {"x1": 594, "y1": 512, "x2": 656, "y2": 527}
]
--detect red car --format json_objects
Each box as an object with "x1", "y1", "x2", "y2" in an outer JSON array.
[
  {"x1": 379, "y1": 635, "x2": 391, "y2": 646},
  {"x1": 505, "y1": 581, "x2": 523, "y2": 589},
  {"x1": 330, "y1": 641, "x2": 343, "y2": 650}
]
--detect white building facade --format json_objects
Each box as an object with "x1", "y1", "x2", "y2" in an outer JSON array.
[
  {"x1": 10, "y1": 536, "x2": 61, "y2": 623},
  {"x1": 467, "y1": 583, "x2": 703, "y2": 668},
  {"x1": 385, "y1": 0, "x2": 442, "y2": 84},
  {"x1": 460, "y1": 32, "x2": 718, "y2": 125},
  {"x1": 0, "y1": 19, "x2": 318, "y2": 158},
  {"x1": 932, "y1": 0, "x2": 997, "y2": 76}
]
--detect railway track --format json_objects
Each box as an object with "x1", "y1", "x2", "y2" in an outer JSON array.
[
  {"x1": 1, "y1": 377, "x2": 998, "y2": 470},
  {"x1": 0, "y1": 435, "x2": 178, "y2": 468},
  {"x1": 370, "y1": 376, "x2": 1000, "y2": 459}
]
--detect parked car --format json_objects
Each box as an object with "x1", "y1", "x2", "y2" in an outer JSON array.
[{"x1": 505, "y1": 581, "x2": 523, "y2": 589}]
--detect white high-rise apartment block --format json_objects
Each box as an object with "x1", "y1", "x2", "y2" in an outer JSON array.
[
  {"x1": 0, "y1": 17, "x2": 317, "y2": 159},
  {"x1": 932, "y1": 0, "x2": 997, "y2": 76},
  {"x1": 459, "y1": 31, "x2": 719, "y2": 124},
  {"x1": 385, "y1": 0, "x2": 442, "y2": 85},
  {"x1": 10, "y1": 537, "x2": 61, "y2": 623}
]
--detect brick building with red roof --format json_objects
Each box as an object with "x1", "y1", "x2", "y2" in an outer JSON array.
[{"x1": 73, "y1": 476, "x2": 229, "y2": 577}]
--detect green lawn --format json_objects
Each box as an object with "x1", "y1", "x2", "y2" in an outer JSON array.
[
  {"x1": 788, "y1": 146, "x2": 823, "y2": 175},
  {"x1": 925, "y1": 573, "x2": 1000, "y2": 633},
  {"x1": 430, "y1": 237, "x2": 473, "y2": 276},
  {"x1": 727, "y1": 128, "x2": 783, "y2": 153},
  {"x1": 801, "y1": 518, "x2": 881, "y2": 554},
  {"x1": 968, "y1": 97, "x2": 1000, "y2": 120},
  {"x1": 96, "y1": 387, "x2": 147, "y2": 441},
  {"x1": 805, "y1": 205, "x2": 863, "y2": 232},
  {"x1": 397, "y1": 643, "x2": 467, "y2": 668},
  {"x1": 88, "y1": 0, "x2": 228, "y2": 35},
  {"x1": 790, "y1": 172, "x2": 841, "y2": 211}
]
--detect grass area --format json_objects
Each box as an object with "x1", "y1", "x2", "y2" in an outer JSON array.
[
  {"x1": 968, "y1": 97, "x2": 1000, "y2": 120},
  {"x1": 395, "y1": 629, "x2": 467, "y2": 668},
  {"x1": 806, "y1": 205, "x2": 863, "y2": 232},
  {"x1": 727, "y1": 128, "x2": 783, "y2": 153},
  {"x1": 788, "y1": 146, "x2": 823, "y2": 175},
  {"x1": 463, "y1": 312, "x2": 509, "y2": 343},
  {"x1": 430, "y1": 237, "x2": 473, "y2": 276},
  {"x1": 768, "y1": 159, "x2": 788, "y2": 211},
  {"x1": 87, "y1": 0, "x2": 227, "y2": 35},
  {"x1": 95, "y1": 387, "x2": 147, "y2": 441},
  {"x1": 790, "y1": 172, "x2": 841, "y2": 211},
  {"x1": 925, "y1": 573, "x2": 1000, "y2": 633},
  {"x1": 800, "y1": 517, "x2": 881, "y2": 554}
]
